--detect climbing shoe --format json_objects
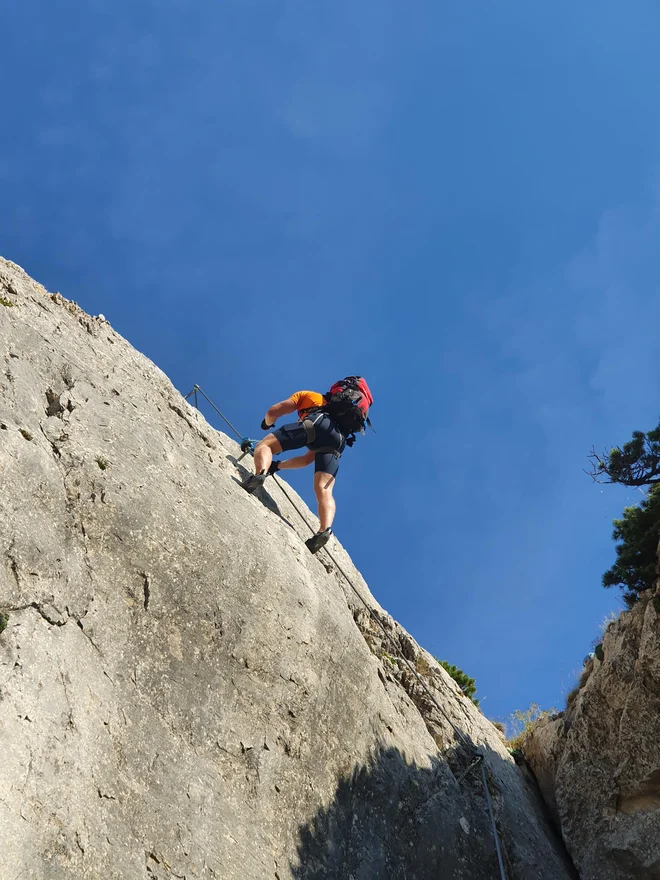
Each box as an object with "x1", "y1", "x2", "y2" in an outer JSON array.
[
  {"x1": 305, "y1": 528, "x2": 332, "y2": 554},
  {"x1": 241, "y1": 473, "x2": 267, "y2": 494},
  {"x1": 267, "y1": 460, "x2": 281, "y2": 476}
]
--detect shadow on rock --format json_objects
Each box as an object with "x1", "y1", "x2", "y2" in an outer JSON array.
[
  {"x1": 227, "y1": 455, "x2": 295, "y2": 529},
  {"x1": 291, "y1": 742, "x2": 578, "y2": 880},
  {"x1": 291, "y1": 743, "x2": 494, "y2": 880}
]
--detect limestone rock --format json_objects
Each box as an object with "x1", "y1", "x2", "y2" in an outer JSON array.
[
  {"x1": 523, "y1": 592, "x2": 660, "y2": 879},
  {"x1": 0, "y1": 258, "x2": 574, "y2": 879}
]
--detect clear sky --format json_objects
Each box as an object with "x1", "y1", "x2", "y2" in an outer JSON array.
[{"x1": 3, "y1": 0, "x2": 660, "y2": 722}]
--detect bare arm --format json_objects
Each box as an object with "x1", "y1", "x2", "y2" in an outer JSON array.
[{"x1": 265, "y1": 398, "x2": 297, "y2": 427}]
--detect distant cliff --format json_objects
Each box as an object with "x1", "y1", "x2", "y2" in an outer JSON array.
[
  {"x1": 521, "y1": 586, "x2": 660, "y2": 880},
  {"x1": 0, "y1": 257, "x2": 573, "y2": 879}
]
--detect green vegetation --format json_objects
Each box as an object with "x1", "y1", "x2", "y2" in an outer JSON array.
[
  {"x1": 0, "y1": 297, "x2": 15, "y2": 307},
  {"x1": 436, "y1": 659, "x2": 479, "y2": 706},
  {"x1": 589, "y1": 420, "x2": 660, "y2": 606},
  {"x1": 565, "y1": 662, "x2": 593, "y2": 713},
  {"x1": 0, "y1": 612, "x2": 8, "y2": 634},
  {"x1": 564, "y1": 650, "x2": 601, "y2": 714},
  {"x1": 565, "y1": 686, "x2": 579, "y2": 712},
  {"x1": 601, "y1": 485, "x2": 660, "y2": 607},
  {"x1": 19, "y1": 428, "x2": 33, "y2": 441},
  {"x1": 588, "y1": 421, "x2": 660, "y2": 486},
  {"x1": 576, "y1": 663, "x2": 592, "y2": 693}
]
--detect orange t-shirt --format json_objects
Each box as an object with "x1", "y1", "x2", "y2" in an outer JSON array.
[{"x1": 289, "y1": 390, "x2": 326, "y2": 420}]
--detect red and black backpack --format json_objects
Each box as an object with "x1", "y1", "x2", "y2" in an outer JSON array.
[{"x1": 323, "y1": 376, "x2": 374, "y2": 436}]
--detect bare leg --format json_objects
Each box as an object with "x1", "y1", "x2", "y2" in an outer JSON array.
[
  {"x1": 314, "y1": 471, "x2": 336, "y2": 531},
  {"x1": 278, "y1": 450, "x2": 315, "y2": 471},
  {"x1": 253, "y1": 434, "x2": 282, "y2": 474}
]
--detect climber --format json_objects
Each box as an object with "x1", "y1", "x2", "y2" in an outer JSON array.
[{"x1": 241, "y1": 379, "x2": 373, "y2": 554}]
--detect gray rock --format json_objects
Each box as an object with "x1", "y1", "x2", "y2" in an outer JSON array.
[
  {"x1": 523, "y1": 591, "x2": 660, "y2": 879},
  {"x1": 0, "y1": 257, "x2": 574, "y2": 879}
]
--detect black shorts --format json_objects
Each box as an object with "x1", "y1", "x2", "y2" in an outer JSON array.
[{"x1": 273, "y1": 414, "x2": 345, "y2": 478}]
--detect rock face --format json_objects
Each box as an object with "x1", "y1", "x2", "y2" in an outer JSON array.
[
  {"x1": 0, "y1": 258, "x2": 574, "y2": 879},
  {"x1": 522, "y1": 591, "x2": 660, "y2": 880}
]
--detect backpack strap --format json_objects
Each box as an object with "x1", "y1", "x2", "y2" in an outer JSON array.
[
  {"x1": 302, "y1": 410, "x2": 326, "y2": 444},
  {"x1": 311, "y1": 447, "x2": 341, "y2": 457}
]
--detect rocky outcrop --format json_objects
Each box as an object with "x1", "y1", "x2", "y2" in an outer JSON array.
[
  {"x1": 522, "y1": 592, "x2": 660, "y2": 879},
  {"x1": 0, "y1": 258, "x2": 574, "y2": 879}
]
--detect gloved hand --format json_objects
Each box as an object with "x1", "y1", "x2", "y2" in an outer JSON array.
[
  {"x1": 261, "y1": 418, "x2": 274, "y2": 431},
  {"x1": 267, "y1": 460, "x2": 280, "y2": 476},
  {"x1": 345, "y1": 435, "x2": 356, "y2": 447}
]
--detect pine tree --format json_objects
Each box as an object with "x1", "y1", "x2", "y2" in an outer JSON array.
[
  {"x1": 602, "y1": 485, "x2": 660, "y2": 607},
  {"x1": 588, "y1": 422, "x2": 660, "y2": 486},
  {"x1": 436, "y1": 659, "x2": 479, "y2": 706}
]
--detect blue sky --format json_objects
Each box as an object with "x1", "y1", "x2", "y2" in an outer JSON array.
[{"x1": 3, "y1": 0, "x2": 660, "y2": 721}]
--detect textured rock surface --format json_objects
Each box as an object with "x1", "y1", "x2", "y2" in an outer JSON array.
[
  {"x1": 523, "y1": 591, "x2": 660, "y2": 880},
  {"x1": 0, "y1": 258, "x2": 574, "y2": 879}
]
